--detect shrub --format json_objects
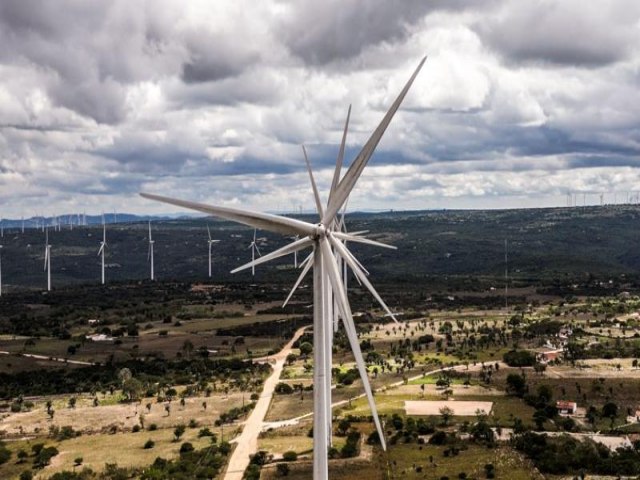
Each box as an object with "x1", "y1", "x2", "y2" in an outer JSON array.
[
  {"x1": 276, "y1": 463, "x2": 290, "y2": 476},
  {"x1": 148, "y1": 423, "x2": 158, "y2": 431},
  {"x1": 144, "y1": 439, "x2": 155, "y2": 449},
  {"x1": 275, "y1": 383, "x2": 294, "y2": 395},
  {"x1": 0, "y1": 442, "x2": 11, "y2": 465},
  {"x1": 19, "y1": 471, "x2": 33, "y2": 480},
  {"x1": 34, "y1": 446, "x2": 59, "y2": 468},
  {"x1": 179, "y1": 442, "x2": 194, "y2": 454},
  {"x1": 282, "y1": 451, "x2": 298, "y2": 461}
]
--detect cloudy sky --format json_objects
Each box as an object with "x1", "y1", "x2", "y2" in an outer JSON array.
[{"x1": 1, "y1": 0, "x2": 639, "y2": 217}]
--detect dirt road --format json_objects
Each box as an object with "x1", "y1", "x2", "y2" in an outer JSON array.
[
  {"x1": 224, "y1": 326, "x2": 307, "y2": 480},
  {"x1": 0, "y1": 350, "x2": 97, "y2": 366}
]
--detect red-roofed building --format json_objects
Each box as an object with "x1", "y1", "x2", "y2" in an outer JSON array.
[{"x1": 556, "y1": 401, "x2": 577, "y2": 415}]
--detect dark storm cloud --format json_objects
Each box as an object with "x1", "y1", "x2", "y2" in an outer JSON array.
[
  {"x1": 180, "y1": 30, "x2": 260, "y2": 83},
  {"x1": 279, "y1": 0, "x2": 487, "y2": 66},
  {"x1": 475, "y1": 0, "x2": 640, "y2": 67}
]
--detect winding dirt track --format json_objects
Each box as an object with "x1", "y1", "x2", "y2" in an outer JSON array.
[{"x1": 224, "y1": 326, "x2": 307, "y2": 480}]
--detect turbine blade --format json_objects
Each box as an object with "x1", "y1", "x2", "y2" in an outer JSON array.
[
  {"x1": 298, "y1": 251, "x2": 313, "y2": 269},
  {"x1": 282, "y1": 251, "x2": 314, "y2": 307},
  {"x1": 148, "y1": 221, "x2": 152, "y2": 241},
  {"x1": 327, "y1": 105, "x2": 351, "y2": 208},
  {"x1": 207, "y1": 225, "x2": 212, "y2": 241},
  {"x1": 319, "y1": 239, "x2": 387, "y2": 450},
  {"x1": 331, "y1": 231, "x2": 396, "y2": 250},
  {"x1": 338, "y1": 242, "x2": 370, "y2": 276},
  {"x1": 97, "y1": 244, "x2": 104, "y2": 256},
  {"x1": 231, "y1": 236, "x2": 313, "y2": 274},
  {"x1": 140, "y1": 193, "x2": 315, "y2": 237},
  {"x1": 302, "y1": 145, "x2": 324, "y2": 219},
  {"x1": 323, "y1": 57, "x2": 426, "y2": 225},
  {"x1": 254, "y1": 244, "x2": 262, "y2": 257},
  {"x1": 44, "y1": 248, "x2": 48, "y2": 270},
  {"x1": 329, "y1": 236, "x2": 398, "y2": 323}
]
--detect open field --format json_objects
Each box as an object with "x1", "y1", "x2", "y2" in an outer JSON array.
[
  {"x1": 405, "y1": 400, "x2": 494, "y2": 416},
  {"x1": 0, "y1": 391, "x2": 246, "y2": 438}
]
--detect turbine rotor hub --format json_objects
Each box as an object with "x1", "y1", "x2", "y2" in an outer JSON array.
[{"x1": 313, "y1": 223, "x2": 327, "y2": 239}]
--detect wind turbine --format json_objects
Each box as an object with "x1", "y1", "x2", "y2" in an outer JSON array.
[
  {"x1": 141, "y1": 57, "x2": 425, "y2": 480},
  {"x1": 248, "y1": 229, "x2": 261, "y2": 276},
  {"x1": 0, "y1": 244, "x2": 3, "y2": 297},
  {"x1": 98, "y1": 222, "x2": 107, "y2": 285},
  {"x1": 207, "y1": 225, "x2": 220, "y2": 278},
  {"x1": 291, "y1": 235, "x2": 300, "y2": 267},
  {"x1": 147, "y1": 221, "x2": 155, "y2": 281},
  {"x1": 44, "y1": 229, "x2": 51, "y2": 291}
]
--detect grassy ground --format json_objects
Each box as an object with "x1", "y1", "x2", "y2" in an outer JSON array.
[
  {"x1": 0, "y1": 391, "x2": 247, "y2": 437},
  {"x1": 384, "y1": 444, "x2": 543, "y2": 480},
  {"x1": 259, "y1": 444, "x2": 541, "y2": 480}
]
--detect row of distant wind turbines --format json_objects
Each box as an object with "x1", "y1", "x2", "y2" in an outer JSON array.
[{"x1": 0, "y1": 218, "x2": 273, "y2": 297}]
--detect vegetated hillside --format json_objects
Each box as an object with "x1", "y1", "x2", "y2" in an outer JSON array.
[{"x1": 1, "y1": 205, "x2": 639, "y2": 291}]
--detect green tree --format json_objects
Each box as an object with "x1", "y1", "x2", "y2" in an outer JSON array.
[
  {"x1": 174, "y1": 424, "x2": 186, "y2": 441},
  {"x1": 506, "y1": 373, "x2": 526, "y2": 397},
  {"x1": 299, "y1": 342, "x2": 312, "y2": 356},
  {"x1": 439, "y1": 406, "x2": 453, "y2": 426}
]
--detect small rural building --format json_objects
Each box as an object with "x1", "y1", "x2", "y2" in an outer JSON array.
[
  {"x1": 556, "y1": 400, "x2": 577, "y2": 415},
  {"x1": 536, "y1": 350, "x2": 562, "y2": 363},
  {"x1": 87, "y1": 318, "x2": 100, "y2": 325},
  {"x1": 86, "y1": 333, "x2": 113, "y2": 342}
]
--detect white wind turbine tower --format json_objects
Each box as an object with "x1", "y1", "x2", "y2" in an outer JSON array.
[
  {"x1": 44, "y1": 229, "x2": 51, "y2": 291},
  {"x1": 291, "y1": 235, "x2": 300, "y2": 267},
  {"x1": 207, "y1": 225, "x2": 220, "y2": 278},
  {"x1": 98, "y1": 222, "x2": 107, "y2": 285},
  {"x1": 141, "y1": 57, "x2": 425, "y2": 480},
  {"x1": 248, "y1": 229, "x2": 261, "y2": 276},
  {"x1": 147, "y1": 221, "x2": 155, "y2": 281}
]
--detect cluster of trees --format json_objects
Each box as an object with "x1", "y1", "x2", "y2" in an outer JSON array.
[
  {"x1": 513, "y1": 432, "x2": 640, "y2": 476},
  {"x1": 503, "y1": 350, "x2": 536, "y2": 367},
  {"x1": 0, "y1": 356, "x2": 269, "y2": 399},
  {"x1": 384, "y1": 414, "x2": 436, "y2": 445},
  {"x1": 214, "y1": 402, "x2": 255, "y2": 426},
  {"x1": 216, "y1": 316, "x2": 311, "y2": 338}
]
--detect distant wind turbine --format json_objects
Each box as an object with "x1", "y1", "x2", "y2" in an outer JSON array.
[
  {"x1": 141, "y1": 56, "x2": 425, "y2": 480},
  {"x1": 44, "y1": 229, "x2": 51, "y2": 291},
  {"x1": 147, "y1": 221, "x2": 155, "y2": 281},
  {"x1": 98, "y1": 222, "x2": 107, "y2": 285},
  {"x1": 248, "y1": 229, "x2": 261, "y2": 276},
  {"x1": 291, "y1": 235, "x2": 300, "y2": 267},
  {"x1": 207, "y1": 225, "x2": 220, "y2": 278},
  {"x1": 0, "y1": 244, "x2": 3, "y2": 297}
]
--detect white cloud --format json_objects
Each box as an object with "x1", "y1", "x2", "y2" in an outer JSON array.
[{"x1": 0, "y1": 0, "x2": 639, "y2": 218}]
